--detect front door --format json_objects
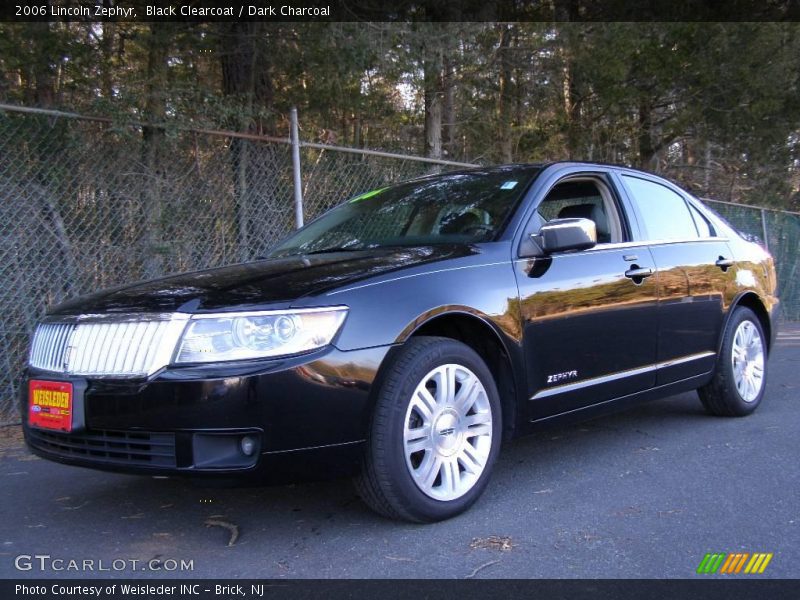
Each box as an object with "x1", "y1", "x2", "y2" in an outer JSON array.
[{"x1": 515, "y1": 175, "x2": 660, "y2": 421}]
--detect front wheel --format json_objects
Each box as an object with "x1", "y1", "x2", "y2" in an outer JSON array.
[
  {"x1": 698, "y1": 307, "x2": 768, "y2": 417},
  {"x1": 355, "y1": 337, "x2": 502, "y2": 522}
]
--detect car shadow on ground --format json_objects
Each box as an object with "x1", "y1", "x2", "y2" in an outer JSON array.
[{"x1": 5, "y1": 390, "x2": 709, "y2": 524}]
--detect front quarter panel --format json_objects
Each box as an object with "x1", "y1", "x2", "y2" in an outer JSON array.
[{"x1": 291, "y1": 244, "x2": 522, "y2": 352}]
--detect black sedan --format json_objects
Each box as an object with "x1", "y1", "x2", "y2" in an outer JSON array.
[{"x1": 21, "y1": 162, "x2": 779, "y2": 522}]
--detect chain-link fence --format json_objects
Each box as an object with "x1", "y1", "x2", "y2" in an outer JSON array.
[
  {"x1": 1, "y1": 104, "x2": 798, "y2": 425},
  {"x1": 0, "y1": 105, "x2": 472, "y2": 425}
]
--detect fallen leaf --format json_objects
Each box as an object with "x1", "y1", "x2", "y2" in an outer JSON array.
[
  {"x1": 470, "y1": 536, "x2": 515, "y2": 552},
  {"x1": 576, "y1": 530, "x2": 600, "y2": 543},
  {"x1": 205, "y1": 518, "x2": 239, "y2": 547},
  {"x1": 613, "y1": 506, "x2": 642, "y2": 517}
]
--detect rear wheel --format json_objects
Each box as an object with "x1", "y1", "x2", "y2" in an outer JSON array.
[
  {"x1": 355, "y1": 337, "x2": 501, "y2": 522},
  {"x1": 698, "y1": 307, "x2": 767, "y2": 416}
]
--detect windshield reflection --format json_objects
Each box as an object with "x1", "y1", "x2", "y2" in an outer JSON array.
[{"x1": 269, "y1": 166, "x2": 540, "y2": 258}]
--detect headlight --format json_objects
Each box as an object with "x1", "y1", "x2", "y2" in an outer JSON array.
[{"x1": 175, "y1": 307, "x2": 348, "y2": 364}]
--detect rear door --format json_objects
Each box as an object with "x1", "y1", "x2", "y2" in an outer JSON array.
[
  {"x1": 514, "y1": 170, "x2": 660, "y2": 420},
  {"x1": 617, "y1": 173, "x2": 735, "y2": 384}
]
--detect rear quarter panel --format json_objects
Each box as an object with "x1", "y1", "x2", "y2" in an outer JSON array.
[
  {"x1": 703, "y1": 206, "x2": 780, "y2": 346},
  {"x1": 725, "y1": 232, "x2": 780, "y2": 342}
]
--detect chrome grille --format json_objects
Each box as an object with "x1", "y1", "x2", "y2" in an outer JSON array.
[
  {"x1": 29, "y1": 322, "x2": 74, "y2": 374},
  {"x1": 29, "y1": 315, "x2": 188, "y2": 377}
]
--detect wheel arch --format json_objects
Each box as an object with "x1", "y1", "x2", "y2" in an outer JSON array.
[
  {"x1": 723, "y1": 292, "x2": 772, "y2": 353},
  {"x1": 402, "y1": 310, "x2": 523, "y2": 442}
]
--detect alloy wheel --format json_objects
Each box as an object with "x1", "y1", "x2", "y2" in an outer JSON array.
[
  {"x1": 403, "y1": 364, "x2": 493, "y2": 501},
  {"x1": 731, "y1": 320, "x2": 765, "y2": 403}
]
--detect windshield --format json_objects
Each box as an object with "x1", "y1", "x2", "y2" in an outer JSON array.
[{"x1": 269, "y1": 166, "x2": 540, "y2": 257}]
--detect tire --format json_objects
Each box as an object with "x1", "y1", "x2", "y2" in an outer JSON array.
[
  {"x1": 355, "y1": 336, "x2": 502, "y2": 522},
  {"x1": 698, "y1": 307, "x2": 768, "y2": 417}
]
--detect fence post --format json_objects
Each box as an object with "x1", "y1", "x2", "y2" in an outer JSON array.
[
  {"x1": 760, "y1": 208, "x2": 769, "y2": 251},
  {"x1": 290, "y1": 107, "x2": 304, "y2": 229}
]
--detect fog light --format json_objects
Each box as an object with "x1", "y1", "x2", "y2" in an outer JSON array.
[{"x1": 240, "y1": 435, "x2": 256, "y2": 456}]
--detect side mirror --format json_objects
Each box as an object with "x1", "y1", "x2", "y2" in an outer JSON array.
[{"x1": 536, "y1": 218, "x2": 597, "y2": 254}]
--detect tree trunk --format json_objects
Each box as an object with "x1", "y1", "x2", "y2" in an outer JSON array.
[
  {"x1": 140, "y1": 22, "x2": 171, "y2": 278},
  {"x1": 100, "y1": 1, "x2": 116, "y2": 99},
  {"x1": 220, "y1": 23, "x2": 275, "y2": 134},
  {"x1": 497, "y1": 24, "x2": 513, "y2": 163},
  {"x1": 422, "y1": 6, "x2": 460, "y2": 160},
  {"x1": 556, "y1": 1, "x2": 581, "y2": 159},
  {"x1": 442, "y1": 54, "x2": 456, "y2": 158},
  {"x1": 424, "y1": 46, "x2": 443, "y2": 160},
  {"x1": 30, "y1": 23, "x2": 58, "y2": 107},
  {"x1": 637, "y1": 96, "x2": 656, "y2": 169},
  {"x1": 219, "y1": 23, "x2": 276, "y2": 260},
  {"x1": 353, "y1": 115, "x2": 362, "y2": 148}
]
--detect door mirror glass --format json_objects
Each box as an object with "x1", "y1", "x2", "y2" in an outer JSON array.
[{"x1": 536, "y1": 218, "x2": 597, "y2": 253}]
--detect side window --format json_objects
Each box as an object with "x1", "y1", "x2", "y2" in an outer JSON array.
[
  {"x1": 622, "y1": 175, "x2": 698, "y2": 241},
  {"x1": 536, "y1": 179, "x2": 622, "y2": 243}
]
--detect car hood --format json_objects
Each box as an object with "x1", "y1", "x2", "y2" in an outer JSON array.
[{"x1": 49, "y1": 246, "x2": 477, "y2": 315}]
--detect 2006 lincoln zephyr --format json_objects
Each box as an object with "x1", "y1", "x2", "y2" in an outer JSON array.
[{"x1": 22, "y1": 162, "x2": 778, "y2": 522}]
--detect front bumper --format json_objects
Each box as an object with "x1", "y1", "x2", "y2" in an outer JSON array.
[{"x1": 21, "y1": 345, "x2": 392, "y2": 479}]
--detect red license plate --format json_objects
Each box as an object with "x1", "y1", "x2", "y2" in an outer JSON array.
[{"x1": 28, "y1": 380, "x2": 73, "y2": 432}]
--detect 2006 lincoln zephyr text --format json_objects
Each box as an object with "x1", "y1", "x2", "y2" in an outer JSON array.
[{"x1": 21, "y1": 162, "x2": 779, "y2": 522}]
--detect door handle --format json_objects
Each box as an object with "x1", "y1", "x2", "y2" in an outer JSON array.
[
  {"x1": 716, "y1": 257, "x2": 735, "y2": 271},
  {"x1": 624, "y1": 265, "x2": 654, "y2": 281}
]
